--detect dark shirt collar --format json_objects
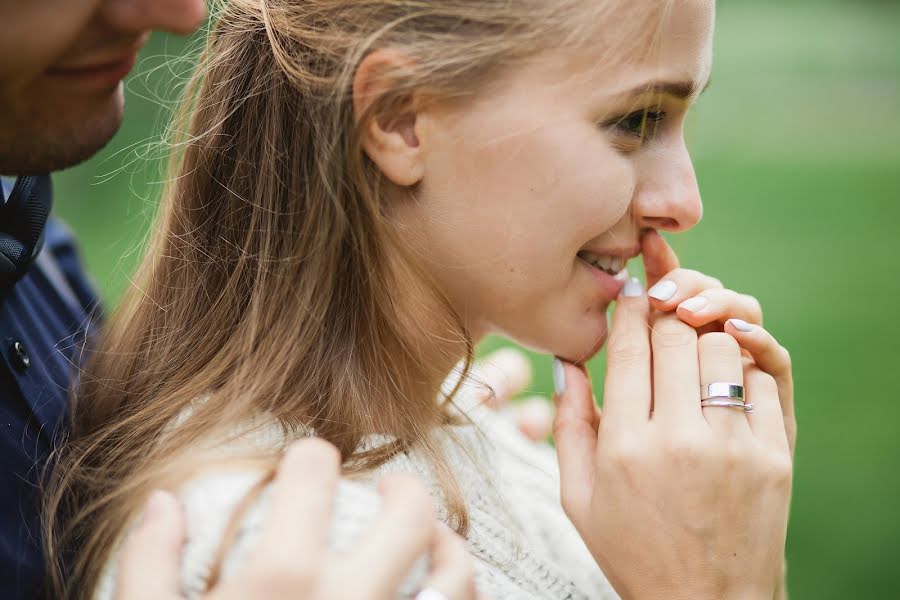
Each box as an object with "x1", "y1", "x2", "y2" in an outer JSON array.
[{"x1": 0, "y1": 175, "x2": 16, "y2": 204}]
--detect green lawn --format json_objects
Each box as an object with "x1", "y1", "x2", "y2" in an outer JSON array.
[{"x1": 52, "y1": 2, "x2": 900, "y2": 598}]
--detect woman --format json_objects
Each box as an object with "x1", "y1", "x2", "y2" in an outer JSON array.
[{"x1": 46, "y1": 0, "x2": 795, "y2": 598}]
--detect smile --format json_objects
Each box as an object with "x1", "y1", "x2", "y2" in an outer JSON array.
[{"x1": 576, "y1": 250, "x2": 629, "y2": 277}]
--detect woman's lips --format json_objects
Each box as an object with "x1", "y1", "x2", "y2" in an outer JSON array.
[
  {"x1": 577, "y1": 256, "x2": 628, "y2": 302},
  {"x1": 46, "y1": 52, "x2": 138, "y2": 89}
]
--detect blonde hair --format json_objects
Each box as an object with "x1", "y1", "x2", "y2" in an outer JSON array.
[{"x1": 44, "y1": 1, "x2": 669, "y2": 597}]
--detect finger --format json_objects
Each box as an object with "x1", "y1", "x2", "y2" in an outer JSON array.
[
  {"x1": 698, "y1": 332, "x2": 750, "y2": 435},
  {"x1": 641, "y1": 229, "x2": 680, "y2": 289},
  {"x1": 552, "y1": 359, "x2": 599, "y2": 516},
  {"x1": 472, "y1": 347, "x2": 532, "y2": 408},
  {"x1": 675, "y1": 288, "x2": 764, "y2": 328},
  {"x1": 249, "y1": 438, "x2": 340, "y2": 573},
  {"x1": 512, "y1": 396, "x2": 554, "y2": 442},
  {"x1": 724, "y1": 319, "x2": 795, "y2": 455},
  {"x1": 649, "y1": 312, "x2": 704, "y2": 427},
  {"x1": 348, "y1": 474, "x2": 435, "y2": 596},
  {"x1": 602, "y1": 277, "x2": 652, "y2": 425},
  {"x1": 743, "y1": 366, "x2": 790, "y2": 453},
  {"x1": 419, "y1": 523, "x2": 477, "y2": 600},
  {"x1": 117, "y1": 491, "x2": 184, "y2": 600},
  {"x1": 646, "y1": 268, "x2": 724, "y2": 311}
]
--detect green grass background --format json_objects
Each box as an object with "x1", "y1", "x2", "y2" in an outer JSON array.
[{"x1": 51, "y1": 2, "x2": 900, "y2": 598}]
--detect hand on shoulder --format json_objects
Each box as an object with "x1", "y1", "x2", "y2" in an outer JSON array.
[{"x1": 115, "y1": 438, "x2": 483, "y2": 600}]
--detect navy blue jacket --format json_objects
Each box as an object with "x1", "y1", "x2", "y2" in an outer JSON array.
[{"x1": 0, "y1": 217, "x2": 99, "y2": 598}]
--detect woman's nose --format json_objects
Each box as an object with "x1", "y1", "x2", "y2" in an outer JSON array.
[
  {"x1": 632, "y1": 145, "x2": 703, "y2": 233},
  {"x1": 101, "y1": 0, "x2": 207, "y2": 36}
]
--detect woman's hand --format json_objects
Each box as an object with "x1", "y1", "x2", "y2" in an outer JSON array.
[
  {"x1": 116, "y1": 438, "x2": 480, "y2": 600},
  {"x1": 552, "y1": 264, "x2": 795, "y2": 599},
  {"x1": 641, "y1": 230, "x2": 795, "y2": 455}
]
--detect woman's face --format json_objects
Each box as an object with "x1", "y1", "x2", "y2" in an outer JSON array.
[{"x1": 402, "y1": 0, "x2": 715, "y2": 363}]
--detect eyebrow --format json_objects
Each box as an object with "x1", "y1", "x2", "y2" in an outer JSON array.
[{"x1": 619, "y1": 78, "x2": 712, "y2": 101}]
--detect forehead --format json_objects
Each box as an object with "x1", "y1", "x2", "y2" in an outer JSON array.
[{"x1": 526, "y1": 0, "x2": 716, "y2": 102}]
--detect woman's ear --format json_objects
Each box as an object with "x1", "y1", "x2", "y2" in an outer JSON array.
[{"x1": 353, "y1": 49, "x2": 425, "y2": 187}]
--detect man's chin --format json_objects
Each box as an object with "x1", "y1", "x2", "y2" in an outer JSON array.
[{"x1": 0, "y1": 91, "x2": 124, "y2": 174}]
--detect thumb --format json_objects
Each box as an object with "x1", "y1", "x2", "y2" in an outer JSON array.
[
  {"x1": 116, "y1": 491, "x2": 185, "y2": 600},
  {"x1": 641, "y1": 229, "x2": 680, "y2": 288},
  {"x1": 552, "y1": 358, "x2": 598, "y2": 518}
]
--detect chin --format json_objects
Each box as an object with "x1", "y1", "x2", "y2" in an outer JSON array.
[
  {"x1": 556, "y1": 330, "x2": 608, "y2": 364},
  {"x1": 514, "y1": 313, "x2": 609, "y2": 365},
  {"x1": 38, "y1": 92, "x2": 124, "y2": 172}
]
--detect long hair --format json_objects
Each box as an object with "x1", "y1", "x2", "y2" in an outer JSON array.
[{"x1": 44, "y1": 1, "x2": 669, "y2": 597}]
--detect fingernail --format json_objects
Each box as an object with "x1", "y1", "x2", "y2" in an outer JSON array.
[
  {"x1": 648, "y1": 279, "x2": 677, "y2": 301},
  {"x1": 614, "y1": 267, "x2": 630, "y2": 282},
  {"x1": 679, "y1": 296, "x2": 708, "y2": 312},
  {"x1": 622, "y1": 277, "x2": 644, "y2": 298},
  {"x1": 728, "y1": 318, "x2": 754, "y2": 332},
  {"x1": 552, "y1": 358, "x2": 566, "y2": 395}
]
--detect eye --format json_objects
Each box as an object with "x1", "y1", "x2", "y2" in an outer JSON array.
[{"x1": 615, "y1": 109, "x2": 668, "y2": 139}]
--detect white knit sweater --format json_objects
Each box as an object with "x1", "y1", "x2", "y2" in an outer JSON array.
[{"x1": 94, "y1": 377, "x2": 619, "y2": 600}]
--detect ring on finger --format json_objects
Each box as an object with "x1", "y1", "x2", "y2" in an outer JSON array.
[
  {"x1": 700, "y1": 399, "x2": 755, "y2": 413},
  {"x1": 701, "y1": 382, "x2": 744, "y2": 402}
]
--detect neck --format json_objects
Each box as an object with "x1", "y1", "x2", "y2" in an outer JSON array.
[{"x1": 387, "y1": 249, "x2": 476, "y2": 405}]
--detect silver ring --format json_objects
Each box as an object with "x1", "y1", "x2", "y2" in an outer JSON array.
[
  {"x1": 701, "y1": 382, "x2": 744, "y2": 402},
  {"x1": 701, "y1": 399, "x2": 754, "y2": 413},
  {"x1": 700, "y1": 399, "x2": 754, "y2": 412},
  {"x1": 700, "y1": 399, "x2": 745, "y2": 410},
  {"x1": 415, "y1": 588, "x2": 449, "y2": 600}
]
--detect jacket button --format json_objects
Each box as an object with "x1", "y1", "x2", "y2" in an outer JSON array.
[{"x1": 10, "y1": 340, "x2": 30, "y2": 372}]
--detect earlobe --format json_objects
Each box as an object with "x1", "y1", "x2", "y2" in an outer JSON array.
[{"x1": 353, "y1": 49, "x2": 425, "y2": 187}]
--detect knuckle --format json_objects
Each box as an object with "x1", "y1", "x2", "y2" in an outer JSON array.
[
  {"x1": 605, "y1": 438, "x2": 646, "y2": 472},
  {"x1": 651, "y1": 316, "x2": 697, "y2": 348},
  {"x1": 778, "y1": 345, "x2": 792, "y2": 369},
  {"x1": 606, "y1": 340, "x2": 647, "y2": 367},
  {"x1": 763, "y1": 453, "x2": 794, "y2": 488},
  {"x1": 720, "y1": 438, "x2": 749, "y2": 471},
  {"x1": 246, "y1": 559, "x2": 315, "y2": 592},
  {"x1": 706, "y1": 275, "x2": 724, "y2": 289},
  {"x1": 742, "y1": 294, "x2": 763, "y2": 322},
  {"x1": 285, "y1": 437, "x2": 341, "y2": 471},
  {"x1": 699, "y1": 331, "x2": 741, "y2": 355},
  {"x1": 665, "y1": 435, "x2": 705, "y2": 469},
  {"x1": 747, "y1": 368, "x2": 777, "y2": 393}
]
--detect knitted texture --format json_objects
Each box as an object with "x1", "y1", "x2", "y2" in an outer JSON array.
[{"x1": 94, "y1": 378, "x2": 619, "y2": 600}]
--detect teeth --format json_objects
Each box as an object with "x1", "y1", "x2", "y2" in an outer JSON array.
[{"x1": 578, "y1": 251, "x2": 627, "y2": 275}]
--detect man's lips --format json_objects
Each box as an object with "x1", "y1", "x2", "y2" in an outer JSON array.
[
  {"x1": 46, "y1": 34, "x2": 148, "y2": 86},
  {"x1": 46, "y1": 53, "x2": 139, "y2": 88}
]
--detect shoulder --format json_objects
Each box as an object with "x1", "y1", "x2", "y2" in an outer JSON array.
[
  {"x1": 41, "y1": 218, "x2": 102, "y2": 316},
  {"x1": 95, "y1": 466, "x2": 427, "y2": 600}
]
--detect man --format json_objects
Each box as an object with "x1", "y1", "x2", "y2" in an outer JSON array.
[
  {"x1": 1, "y1": 2, "x2": 552, "y2": 597},
  {"x1": 0, "y1": 2, "x2": 218, "y2": 596}
]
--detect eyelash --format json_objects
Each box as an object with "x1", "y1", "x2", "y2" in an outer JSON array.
[{"x1": 614, "y1": 109, "x2": 668, "y2": 140}]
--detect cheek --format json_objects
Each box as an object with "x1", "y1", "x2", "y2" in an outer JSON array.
[
  {"x1": 423, "y1": 116, "x2": 633, "y2": 355},
  {"x1": 0, "y1": 5, "x2": 94, "y2": 86},
  {"x1": 437, "y1": 117, "x2": 633, "y2": 264}
]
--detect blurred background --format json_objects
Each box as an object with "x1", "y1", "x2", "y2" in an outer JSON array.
[{"x1": 52, "y1": 1, "x2": 899, "y2": 598}]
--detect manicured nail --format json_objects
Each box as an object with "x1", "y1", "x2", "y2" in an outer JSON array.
[
  {"x1": 622, "y1": 277, "x2": 644, "y2": 298},
  {"x1": 614, "y1": 267, "x2": 630, "y2": 282},
  {"x1": 552, "y1": 358, "x2": 566, "y2": 395},
  {"x1": 728, "y1": 318, "x2": 754, "y2": 332},
  {"x1": 648, "y1": 279, "x2": 677, "y2": 301},
  {"x1": 679, "y1": 296, "x2": 708, "y2": 312}
]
